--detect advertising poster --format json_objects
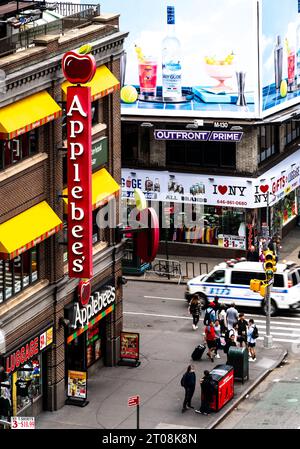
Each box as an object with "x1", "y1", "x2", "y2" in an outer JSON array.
[
  {"x1": 122, "y1": 148, "x2": 300, "y2": 209},
  {"x1": 67, "y1": 370, "x2": 87, "y2": 400},
  {"x1": 99, "y1": 0, "x2": 259, "y2": 118},
  {"x1": 120, "y1": 332, "x2": 139, "y2": 360},
  {"x1": 261, "y1": 0, "x2": 300, "y2": 116}
]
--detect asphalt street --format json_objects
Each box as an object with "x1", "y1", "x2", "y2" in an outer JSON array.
[{"x1": 123, "y1": 281, "x2": 300, "y2": 353}]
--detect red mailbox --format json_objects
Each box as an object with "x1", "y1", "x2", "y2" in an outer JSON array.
[{"x1": 209, "y1": 364, "x2": 234, "y2": 412}]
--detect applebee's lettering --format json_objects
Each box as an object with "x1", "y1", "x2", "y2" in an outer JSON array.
[
  {"x1": 67, "y1": 86, "x2": 93, "y2": 278},
  {"x1": 73, "y1": 286, "x2": 116, "y2": 328}
]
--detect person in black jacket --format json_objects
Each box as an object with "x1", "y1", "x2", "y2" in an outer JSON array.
[
  {"x1": 182, "y1": 364, "x2": 196, "y2": 413},
  {"x1": 246, "y1": 245, "x2": 259, "y2": 261},
  {"x1": 195, "y1": 370, "x2": 215, "y2": 415},
  {"x1": 237, "y1": 313, "x2": 248, "y2": 347},
  {"x1": 188, "y1": 295, "x2": 202, "y2": 330}
]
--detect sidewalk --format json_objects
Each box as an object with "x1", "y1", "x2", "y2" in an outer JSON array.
[
  {"x1": 126, "y1": 227, "x2": 300, "y2": 284},
  {"x1": 36, "y1": 332, "x2": 287, "y2": 429}
]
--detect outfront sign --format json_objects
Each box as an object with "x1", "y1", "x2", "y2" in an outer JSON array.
[
  {"x1": 66, "y1": 86, "x2": 93, "y2": 278},
  {"x1": 154, "y1": 129, "x2": 243, "y2": 142}
]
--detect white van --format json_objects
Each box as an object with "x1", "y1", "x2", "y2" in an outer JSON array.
[{"x1": 185, "y1": 259, "x2": 300, "y2": 316}]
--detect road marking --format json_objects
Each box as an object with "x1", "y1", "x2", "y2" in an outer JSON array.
[
  {"x1": 257, "y1": 330, "x2": 300, "y2": 337},
  {"x1": 144, "y1": 296, "x2": 185, "y2": 301},
  {"x1": 124, "y1": 311, "x2": 192, "y2": 320},
  {"x1": 250, "y1": 314, "x2": 300, "y2": 321},
  {"x1": 254, "y1": 320, "x2": 300, "y2": 327}
]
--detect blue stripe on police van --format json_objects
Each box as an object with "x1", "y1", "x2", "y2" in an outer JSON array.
[
  {"x1": 189, "y1": 283, "x2": 288, "y2": 294},
  {"x1": 207, "y1": 295, "x2": 262, "y2": 302}
]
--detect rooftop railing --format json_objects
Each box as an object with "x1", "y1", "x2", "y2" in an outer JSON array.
[{"x1": 0, "y1": 2, "x2": 101, "y2": 57}]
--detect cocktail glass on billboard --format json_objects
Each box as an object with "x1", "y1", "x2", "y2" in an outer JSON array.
[
  {"x1": 287, "y1": 49, "x2": 295, "y2": 90},
  {"x1": 135, "y1": 46, "x2": 157, "y2": 96}
]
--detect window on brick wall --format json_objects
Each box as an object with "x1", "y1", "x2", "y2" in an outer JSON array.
[
  {"x1": 0, "y1": 247, "x2": 39, "y2": 303},
  {"x1": 285, "y1": 120, "x2": 300, "y2": 145},
  {"x1": 166, "y1": 140, "x2": 236, "y2": 168},
  {"x1": 121, "y1": 123, "x2": 138, "y2": 163},
  {"x1": 0, "y1": 130, "x2": 38, "y2": 170},
  {"x1": 258, "y1": 125, "x2": 279, "y2": 164}
]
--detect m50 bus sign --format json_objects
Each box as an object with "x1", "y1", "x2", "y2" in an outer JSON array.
[{"x1": 154, "y1": 129, "x2": 243, "y2": 142}]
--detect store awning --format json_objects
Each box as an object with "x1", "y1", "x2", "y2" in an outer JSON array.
[
  {"x1": 61, "y1": 65, "x2": 120, "y2": 102},
  {"x1": 0, "y1": 91, "x2": 62, "y2": 140},
  {"x1": 0, "y1": 201, "x2": 62, "y2": 259},
  {"x1": 63, "y1": 168, "x2": 120, "y2": 212}
]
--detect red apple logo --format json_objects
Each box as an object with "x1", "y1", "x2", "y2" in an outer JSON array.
[
  {"x1": 62, "y1": 49, "x2": 96, "y2": 85},
  {"x1": 78, "y1": 279, "x2": 91, "y2": 307}
]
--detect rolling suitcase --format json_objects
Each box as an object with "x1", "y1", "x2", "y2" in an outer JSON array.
[{"x1": 191, "y1": 344, "x2": 206, "y2": 361}]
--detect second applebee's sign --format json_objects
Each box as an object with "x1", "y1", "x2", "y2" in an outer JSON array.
[{"x1": 63, "y1": 49, "x2": 96, "y2": 278}]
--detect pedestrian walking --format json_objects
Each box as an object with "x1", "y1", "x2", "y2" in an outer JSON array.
[
  {"x1": 218, "y1": 304, "x2": 227, "y2": 335},
  {"x1": 213, "y1": 296, "x2": 220, "y2": 312},
  {"x1": 247, "y1": 319, "x2": 258, "y2": 362},
  {"x1": 203, "y1": 302, "x2": 216, "y2": 325},
  {"x1": 205, "y1": 321, "x2": 217, "y2": 362},
  {"x1": 246, "y1": 245, "x2": 259, "y2": 261},
  {"x1": 237, "y1": 313, "x2": 248, "y2": 347},
  {"x1": 226, "y1": 303, "x2": 239, "y2": 330},
  {"x1": 224, "y1": 333, "x2": 237, "y2": 354},
  {"x1": 195, "y1": 370, "x2": 215, "y2": 415},
  {"x1": 188, "y1": 295, "x2": 201, "y2": 330},
  {"x1": 181, "y1": 364, "x2": 196, "y2": 413},
  {"x1": 214, "y1": 319, "x2": 221, "y2": 359}
]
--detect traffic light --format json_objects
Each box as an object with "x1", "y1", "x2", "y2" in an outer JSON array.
[
  {"x1": 263, "y1": 250, "x2": 277, "y2": 278},
  {"x1": 259, "y1": 281, "x2": 268, "y2": 298},
  {"x1": 250, "y1": 279, "x2": 268, "y2": 297},
  {"x1": 250, "y1": 279, "x2": 262, "y2": 292}
]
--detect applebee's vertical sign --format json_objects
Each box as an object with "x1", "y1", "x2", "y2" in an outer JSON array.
[{"x1": 62, "y1": 46, "x2": 96, "y2": 278}]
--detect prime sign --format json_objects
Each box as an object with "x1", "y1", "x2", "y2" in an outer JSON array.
[{"x1": 66, "y1": 86, "x2": 93, "y2": 278}]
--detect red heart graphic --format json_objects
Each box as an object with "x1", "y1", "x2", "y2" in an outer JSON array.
[
  {"x1": 218, "y1": 185, "x2": 228, "y2": 195},
  {"x1": 260, "y1": 185, "x2": 269, "y2": 193}
]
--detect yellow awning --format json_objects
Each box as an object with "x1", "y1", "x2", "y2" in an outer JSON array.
[
  {"x1": 61, "y1": 65, "x2": 120, "y2": 102},
  {"x1": 0, "y1": 201, "x2": 62, "y2": 260},
  {"x1": 63, "y1": 168, "x2": 120, "y2": 212},
  {"x1": 0, "y1": 91, "x2": 62, "y2": 140}
]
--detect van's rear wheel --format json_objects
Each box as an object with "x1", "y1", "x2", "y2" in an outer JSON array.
[
  {"x1": 196, "y1": 293, "x2": 208, "y2": 310},
  {"x1": 262, "y1": 298, "x2": 277, "y2": 317}
]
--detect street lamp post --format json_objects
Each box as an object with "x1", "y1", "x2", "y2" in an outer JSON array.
[{"x1": 264, "y1": 279, "x2": 273, "y2": 348}]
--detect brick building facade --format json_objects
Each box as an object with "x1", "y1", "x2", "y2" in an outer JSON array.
[{"x1": 0, "y1": 8, "x2": 128, "y2": 418}]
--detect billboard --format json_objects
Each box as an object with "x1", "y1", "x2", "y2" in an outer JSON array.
[
  {"x1": 99, "y1": 0, "x2": 259, "y2": 118},
  {"x1": 260, "y1": 0, "x2": 300, "y2": 116}
]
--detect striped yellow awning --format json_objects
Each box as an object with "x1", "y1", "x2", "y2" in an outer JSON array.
[
  {"x1": 0, "y1": 91, "x2": 62, "y2": 140},
  {"x1": 61, "y1": 65, "x2": 120, "y2": 102},
  {"x1": 63, "y1": 168, "x2": 120, "y2": 212},
  {"x1": 0, "y1": 201, "x2": 62, "y2": 260}
]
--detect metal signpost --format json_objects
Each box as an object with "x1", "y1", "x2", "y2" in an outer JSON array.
[
  {"x1": 128, "y1": 395, "x2": 140, "y2": 429},
  {"x1": 264, "y1": 278, "x2": 273, "y2": 348}
]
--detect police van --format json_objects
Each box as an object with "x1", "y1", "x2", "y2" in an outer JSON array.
[{"x1": 185, "y1": 259, "x2": 300, "y2": 316}]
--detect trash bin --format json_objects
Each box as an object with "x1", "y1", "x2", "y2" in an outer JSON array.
[
  {"x1": 227, "y1": 346, "x2": 249, "y2": 383},
  {"x1": 208, "y1": 364, "x2": 234, "y2": 412}
]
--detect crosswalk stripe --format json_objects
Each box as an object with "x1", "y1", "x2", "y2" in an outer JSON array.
[
  {"x1": 250, "y1": 314, "x2": 300, "y2": 321},
  {"x1": 257, "y1": 336, "x2": 297, "y2": 343},
  {"x1": 257, "y1": 330, "x2": 300, "y2": 337},
  {"x1": 254, "y1": 321, "x2": 300, "y2": 328}
]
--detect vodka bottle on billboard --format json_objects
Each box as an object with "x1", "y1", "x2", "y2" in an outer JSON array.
[
  {"x1": 274, "y1": 35, "x2": 283, "y2": 90},
  {"x1": 161, "y1": 5, "x2": 182, "y2": 99}
]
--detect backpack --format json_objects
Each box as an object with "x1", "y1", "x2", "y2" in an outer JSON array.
[
  {"x1": 252, "y1": 325, "x2": 259, "y2": 339},
  {"x1": 180, "y1": 373, "x2": 186, "y2": 387},
  {"x1": 203, "y1": 307, "x2": 214, "y2": 325}
]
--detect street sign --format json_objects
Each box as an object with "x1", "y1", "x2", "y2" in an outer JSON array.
[{"x1": 128, "y1": 395, "x2": 139, "y2": 407}]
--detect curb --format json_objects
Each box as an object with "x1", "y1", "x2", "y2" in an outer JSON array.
[
  {"x1": 207, "y1": 349, "x2": 288, "y2": 429},
  {"x1": 125, "y1": 276, "x2": 187, "y2": 285}
]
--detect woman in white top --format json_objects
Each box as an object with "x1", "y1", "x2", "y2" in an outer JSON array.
[{"x1": 218, "y1": 305, "x2": 227, "y2": 335}]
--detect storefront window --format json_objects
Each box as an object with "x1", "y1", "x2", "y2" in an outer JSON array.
[
  {"x1": 121, "y1": 123, "x2": 139, "y2": 164},
  {"x1": 271, "y1": 190, "x2": 297, "y2": 236},
  {"x1": 257, "y1": 125, "x2": 278, "y2": 164},
  {"x1": 15, "y1": 357, "x2": 41, "y2": 413},
  {"x1": 285, "y1": 120, "x2": 300, "y2": 146},
  {"x1": 0, "y1": 130, "x2": 38, "y2": 170},
  {"x1": 86, "y1": 323, "x2": 103, "y2": 367},
  {"x1": 0, "y1": 247, "x2": 39, "y2": 303}
]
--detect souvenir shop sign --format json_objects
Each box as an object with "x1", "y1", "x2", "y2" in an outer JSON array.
[
  {"x1": 220, "y1": 235, "x2": 246, "y2": 250},
  {"x1": 122, "y1": 149, "x2": 300, "y2": 209},
  {"x1": 4, "y1": 326, "x2": 53, "y2": 374},
  {"x1": 154, "y1": 129, "x2": 243, "y2": 142},
  {"x1": 67, "y1": 370, "x2": 87, "y2": 400}
]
